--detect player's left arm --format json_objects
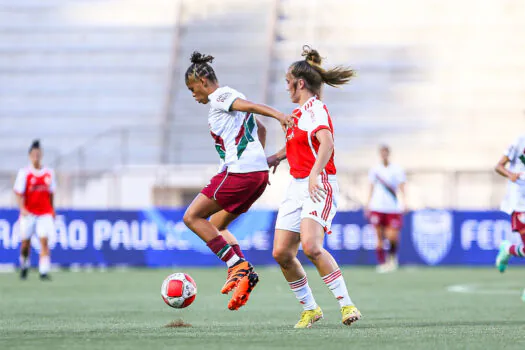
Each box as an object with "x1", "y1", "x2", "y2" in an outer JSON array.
[
  {"x1": 256, "y1": 118, "x2": 266, "y2": 149},
  {"x1": 50, "y1": 170, "x2": 57, "y2": 218},
  {"x1": 308, "y1": 129, "x2": 334, "y2": 203},
  {"x1": 398, "y1": 169, "x2": 408, "y2": 212},
  {"x1": 399, "y1": 182, "x2": 408, "y2": 213},
  {"x1": 230, "y1": 98, "x2": 295, "y2": 130}
]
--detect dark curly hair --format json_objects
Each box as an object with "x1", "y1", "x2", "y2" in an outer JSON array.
[{"x1": 185, "y1": 51, "x2": 218, "y2": 84}]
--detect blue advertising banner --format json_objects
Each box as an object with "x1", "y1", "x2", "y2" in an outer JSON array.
[{"x1": 0, "y1": 209, "x2": 521, "y2": 267}]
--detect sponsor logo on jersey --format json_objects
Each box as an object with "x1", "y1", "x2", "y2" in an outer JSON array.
[
  {"x1": 519, "y1": 148, "x2": 525, "y2": 165},
  {"x1": 216, "y1": 92, "x2": 232, "y2": 103},
  {"x1": 309, "y1": 211, "x2": 318, "y2": 217},
  {"x1": 411, "y1": 210, "x2": 453, "y2": 265}
]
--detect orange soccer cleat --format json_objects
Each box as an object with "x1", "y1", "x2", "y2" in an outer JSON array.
[
  {"x1": 220, "y1": 260, "x2": 253, "y2": 294},
  {"x1": 227, "y1": 271, "x2": 259, "y2": 310}
]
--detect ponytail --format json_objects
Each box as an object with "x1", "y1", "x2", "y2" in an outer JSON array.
[{"x1": 290, "y1": 45, "x2": 355, "y2": 95}]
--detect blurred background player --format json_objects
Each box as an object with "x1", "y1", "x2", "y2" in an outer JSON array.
[
  {"x1": 366, "y1": 145, "x2": 407, "y2": 273},
  {"x1": 269, "y1": 46, "x2": 361, "y2": 328},
  {"x1": 182, "y1": 52, "x2": 293, "y2": 310},
  {"x1": 494, "y1": 134, "x2": 525, "y2": 299},
  {"x1": 13, "y1": 140, "x2": 56, "y2": 280}
]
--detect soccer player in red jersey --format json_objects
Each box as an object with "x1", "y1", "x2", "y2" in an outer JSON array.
[
  {"x1": 13, "y1": 140, "x2": 56, "y2": 280},
  {"x1": 366, "y1": 145, "x2": 407, "y2": 273},
  {"x1": 182, "y1": 52, "x2": 294, "y2": 310},
  {"x1": 268, "y1": 46, "x2": 361, "y2": 328}
]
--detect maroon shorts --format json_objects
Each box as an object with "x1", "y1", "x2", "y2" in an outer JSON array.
[
  {"x1": 369, "y1": 211, "x2": 403, "y2": 229},
  {"x1": 201, "y1": 170, "x2": 269, "y2": 215},
  {"x1": 511, "y1": 212, "x2": 525, "y2": 234}
]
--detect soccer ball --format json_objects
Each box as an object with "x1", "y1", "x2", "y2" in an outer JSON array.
[{"x1": 161, "y1": 273, "x2": 197, "y2": 309}]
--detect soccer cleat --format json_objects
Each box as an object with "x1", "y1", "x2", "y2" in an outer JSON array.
[
  {"x1": 221, "y1": 260, "x2": 253, "y2": 294},
  {"x1": 227, "y1": 271, "x2": 259, "y2": 310},
  {"x1": 20, "y1": 268, "x2": 28, "y2": 280},
  {"x1": 496, "y1": 240, "x2": 512, "y2": 273},
  {"x1": 341, "y1": 305, "x2": 362, "y2": 326},
  {"x1": 39, "y1": 274, "x2": 51, "y2": 281},
  {"x1": 294, "y1": 306, "x2": 323, "y2": 329},
  {"x1": 376, "y1": 263, "x2": 392, "y2": 274}
]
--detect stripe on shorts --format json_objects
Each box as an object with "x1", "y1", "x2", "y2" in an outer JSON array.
[
  {"x1": 322, "y1": 269, "x2": 342, "y2": 284},
  {"x1": 213, "y1": 172, "x2": 229, "y2": 200},
  {"x1": 321, "y1": 173, "x2": 333, "y2": 221}
]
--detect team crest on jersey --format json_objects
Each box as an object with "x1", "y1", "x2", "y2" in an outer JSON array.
[
  {"x1": 411, "y1": 210, "x2": 453, "y2": 265},
  {"x1": 44, "y1": 176, "x2": 51, "y2": 185},
  {"x1": 216, "y1": 92, "x2": 232, "y2": 103},
  {"x1": 518, "y1": 213, "x2": 525, "y2": 224},
  {"x1": 30, "y1": 177, "x2": 36, "y2": 184}
]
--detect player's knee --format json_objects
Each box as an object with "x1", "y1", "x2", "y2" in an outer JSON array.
[
  {"x1": 272, "y1": 247, "x2": 294, "y2": 266},
  {"x1": 303, "y1": 244, "x2": 322, "y2": 261}
]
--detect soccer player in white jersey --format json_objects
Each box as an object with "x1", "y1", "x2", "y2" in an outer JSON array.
[
  {"x1": 13, "y1": 140, "x2": 56, "y2": 280},
  {"x1": 182, "y1": 52, "x2": 294, "y2": 310},
  {"x1": 268, "y1": 46, "x2": 361, "y2": 328},
  {"x1": 366, "y1": 145, "x2": 407, "y2": 273},
  {"x1": 495, "y1": 134, "x2": 525, "y2": 300}
]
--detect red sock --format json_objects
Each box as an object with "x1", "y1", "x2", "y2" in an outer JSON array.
[
  {"x1": 231, "y1": 244, "x2": 245, "y2": 259},
  {"x1": 206, "y1": 236, "x2": 241, "y2": 266},
  {"x1": 376, "y1": 248, "x2": 386, "y2": 264}
]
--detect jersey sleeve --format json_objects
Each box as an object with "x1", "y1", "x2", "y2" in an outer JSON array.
[
  {"x1": 209, "y1": 87, "x2": 243, "y2": 112},
  {"x1": 13, "y1": 169, "x2": 27, "y2": 194},
  {"x1": 504, "y1": 137, "x2": 520, "y2": 162},
  {"x1": 309, "y1": 104, "x2": 331, "y2": 135}
]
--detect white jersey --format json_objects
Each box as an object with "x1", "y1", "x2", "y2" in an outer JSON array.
[
  {"x1": 207, "y1": 86, "x2": 269, "y2": 174},
  {"x1": 500, "y1": 135, "x2": 525, "y2": 214},
  {"x1": 368, "y1": 163, "x2": 406, "y2": 213}
]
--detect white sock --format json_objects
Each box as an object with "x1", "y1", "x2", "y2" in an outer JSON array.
[
  {"x1": 322, "y1": 269, "x2": 353, "y2": 308},
  {"x1": 39, "y1": 255, "x2": 50, "y2": 275},
  {"x1": 225, "y1": 254, "x2": 240, "y2": 268},
  {"x1": 288, "y1": 275, "x2": 317, "y2": 311},
  {"x1": 19, "y1": 255, "x2": 30, "y2": 269}
]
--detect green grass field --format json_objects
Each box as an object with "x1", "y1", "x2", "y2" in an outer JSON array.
[{"x1": 1, "y1": 267, "x2": 525, "y2": 350}]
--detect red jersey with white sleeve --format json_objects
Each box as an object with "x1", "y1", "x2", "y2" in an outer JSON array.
[
  {"x1": 13, "y1": 166, "x2": 56, "y2": 215},
  {"x1": 286, "y1": 96, "x2": 336, "y2": 179}
]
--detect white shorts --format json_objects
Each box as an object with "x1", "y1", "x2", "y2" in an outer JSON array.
[
  {"x1": 275, "y1": 174, "x2": 339, "y2": 233},
  {"x1": 19, "y1": 214, "x2": 54, "y2": 240}
]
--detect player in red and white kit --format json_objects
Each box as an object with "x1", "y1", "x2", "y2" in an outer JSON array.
[
  {"x1": 14, "y1": 140, "x2": 56, "y2": 280},
  {"x1": 495, "y1": 135, "x2": 525, "y2": 301},
  {"x1": 268, "y1": 46, "x2": 361, "y2": 328},
  {"x1": 366, "y1": 145, "x2": 407, "y2": 273},
  {"x1": 182, "y1": 52, "x2": 294, "y2": 310}
]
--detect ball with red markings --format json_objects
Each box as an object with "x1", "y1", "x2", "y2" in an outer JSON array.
[{"x1": 161, "y1": 273, "x2": 197, "y2": 309}]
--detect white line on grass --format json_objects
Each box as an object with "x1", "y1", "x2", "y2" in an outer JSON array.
[{"x1": 446, "y1": 283, "x2": 521, "y2": 295}]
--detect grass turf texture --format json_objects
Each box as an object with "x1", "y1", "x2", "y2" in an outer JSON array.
[{"x1": 1, "y1": 267, "x2": 525, "y2": 350}]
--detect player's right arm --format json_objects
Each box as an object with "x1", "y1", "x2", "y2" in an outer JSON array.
[
  {"x1": 364, "y1": 168, "x2": 375, "y2": 214},
  {"x1": 13, "y1": 169, "x2": 29, "y2": 216},
  {"x1": 495, "y1": 155, "x2": 519, "y2": 182}
]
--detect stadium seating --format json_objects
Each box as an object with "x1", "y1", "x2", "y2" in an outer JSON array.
[{"x1": 0, "y1": 0, "x2": 523, "y2": 209}]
